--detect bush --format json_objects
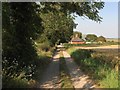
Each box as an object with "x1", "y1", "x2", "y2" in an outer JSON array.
[
  {"x1": 3, "y1": 73, "x2": 29, "y2": 88},
  {"x1": 71, "y1": 49, "x2": 92, "y2": 61},
  {"x1": 37, "y1": 41, "x2": 51, "y2": 52}
]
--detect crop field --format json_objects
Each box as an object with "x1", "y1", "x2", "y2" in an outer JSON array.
[
  {"x1": 67, "y1": 47, "x2": 119, "y2": 88},
  {"x1": 106, "y1": 38, "x2": 119, "y2": 42}
]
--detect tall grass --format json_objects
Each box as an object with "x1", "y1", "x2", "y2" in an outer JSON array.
[
  {"x1": 100, "y1": 70, "x2": 118, "y2": 88},
  {"x1": 67, "y1": 48, "x2": 119, "y2": 88}
]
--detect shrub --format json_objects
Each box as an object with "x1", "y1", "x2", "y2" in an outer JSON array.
[{"x1": 37, "y1": 41, "x2": 51, "y2": 52}]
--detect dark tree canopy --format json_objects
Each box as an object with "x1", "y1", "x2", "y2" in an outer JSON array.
[
  {"x1": 39, "y1": 11, "x2": 75, "y2": 45},
  {"x1": 2, "y1": 2, "x2": 43, "y2": 81},
  {"x1": 41, "y1": 2, "x2": 104, "y2": 22}
]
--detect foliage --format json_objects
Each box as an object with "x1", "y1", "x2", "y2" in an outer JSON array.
[
  {"x1": 39, "y1": 2, "x2": 104, "y2": 45},
  {"x1": 72, "y1": 31, "x2": 82, "y2": 38},
  {"x1": 36, "y1": 41, "x2": 51, "y2": 52},
  {"x1": 41, "y1": 2, "x2": 104, "y2": 22},
  {"x1": 2, "y1": 75, "x2": 29, "y2": 88},
  {"x1": 2, "y1": 2, "x2": 44, "y2": 88},
  {"x1": 67, "y1": 48, "x2": 119, "y2": 88},
  {"x1": 85, "y1": 34, "x2": 97, "y2": 42},
  {"x1": 97, "y1": 36, "x2": 106, "y2": 42},
  {"x1": 100, "y1": 70, "x2": 118, "y2": 88},
  {"x1": 40, "y1": 11, "x2": 75, "y2": 45}
]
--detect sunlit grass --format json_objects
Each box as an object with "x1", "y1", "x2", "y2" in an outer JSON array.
[
  {"x1": 67, "y1": 47, "x2": 119, "y2": 88},
  {"x1": 100, "y1": 70, "x2": 118, "y2": 88}
]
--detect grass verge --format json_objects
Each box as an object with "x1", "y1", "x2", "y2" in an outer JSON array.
[{"x1": 67, "y1": 48, "x2": 118, "y2": 88}]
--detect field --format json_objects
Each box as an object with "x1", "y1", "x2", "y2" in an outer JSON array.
[
  {"x1": 106, "y1": 38, "x2": 119, "y2": 42},
  {"x1": 67, "y1": 47, "x2": 119, "y2": 88},
  {"x1": 64, "y1": 42, "x2": 119, "y2": 49}
]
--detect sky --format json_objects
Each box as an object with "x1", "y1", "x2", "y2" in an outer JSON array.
[{"x1": 73, "y1": 2, "x2": 118, "y2": 38}]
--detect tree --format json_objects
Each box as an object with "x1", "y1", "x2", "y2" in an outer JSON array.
[
  {"x1": 72, "y1": 31, "x2": 82, "y2": 38},
  {"x1": 39, "y1": 2, "x2": 104, "y2": 45},
  {"x1": 85, "y1": 34, "x2": 97, "y2": 42},
  {"x1": 41, "y1": 2, "x2": 104, "y2": 22},
  {"x1": 97, "y1": 36, "x2": 106, "y2": 42},
  {"x1": 2, "y1": 2, "x2": 43, "y2": 82},
  {"x1": 39, "y1": 11, "x2": 75, "y2": 45}
]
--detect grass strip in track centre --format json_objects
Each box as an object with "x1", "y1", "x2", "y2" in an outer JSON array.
[{"x1": 59, "y1": 51, "x2": 74, "y2": 89}]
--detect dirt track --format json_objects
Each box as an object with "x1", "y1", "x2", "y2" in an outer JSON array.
[
  {"x1": 38, "y1": 51, "x2": 60, "y2": 88},
  {"x1": 38, "y1": 45, "x2": 119, "y2": 89},
  {"x1": 63, "y1": 51, "x2": 96, "y2": 89}
]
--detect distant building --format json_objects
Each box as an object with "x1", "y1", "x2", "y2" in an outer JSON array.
[{"x1": 70, "y1": 34, "x2": 85, "y2": 44}]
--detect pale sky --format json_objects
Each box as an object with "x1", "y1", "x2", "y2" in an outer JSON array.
[{"x1": 73, "y1": 2, "x2": 118, "y2": 38}]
